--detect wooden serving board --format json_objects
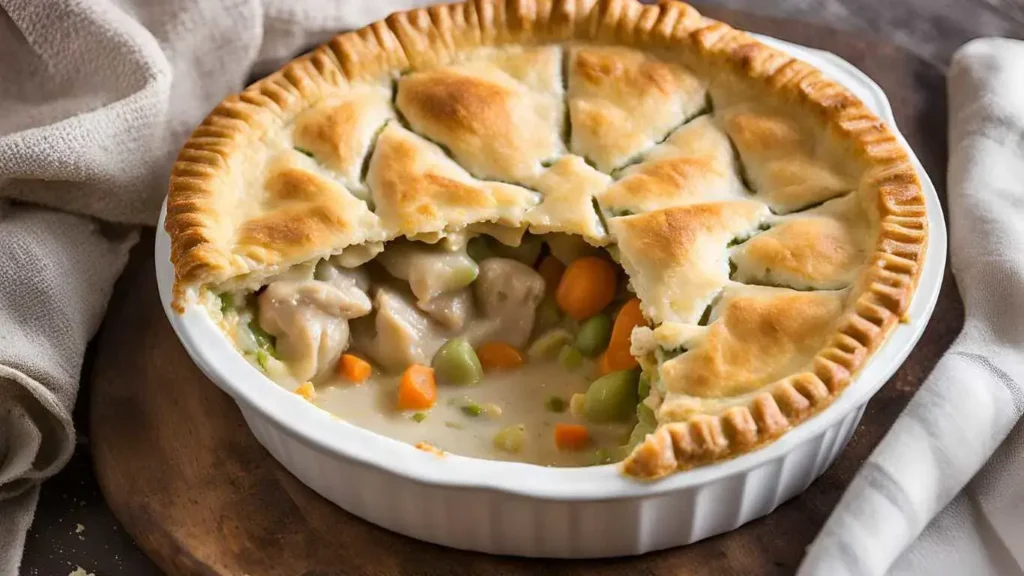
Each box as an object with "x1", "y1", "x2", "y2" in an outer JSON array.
[{"x1": 90, "y1": 8, "x2": 961, "y2": 576}]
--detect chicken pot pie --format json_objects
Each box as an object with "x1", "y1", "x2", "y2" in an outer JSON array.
[{"x1": 165, "y1": 0, "x2": 927, "y2": 478}]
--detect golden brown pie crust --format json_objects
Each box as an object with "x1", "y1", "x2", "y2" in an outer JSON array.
[{"x1": 164, "y1": 0, "x2": 928, "y2": 479}]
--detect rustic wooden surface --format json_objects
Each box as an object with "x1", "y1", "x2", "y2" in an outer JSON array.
[{"x1": 21, "y1": 4, "x2": 978, "y2": 576}]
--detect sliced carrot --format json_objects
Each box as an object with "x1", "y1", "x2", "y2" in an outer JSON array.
[
  {"x1": 338, "y1": 353, "x2": 372, "y2": 383},
  {"x1": 553, "y1": 423, "x2": 590, "y2": 451},
  {"x1": 476, "y1": 342, "x2": 525, "y2": 372},
  {"x1": 599, "y1": 297, "x2": 648, "y2": 375},
  {"x1": 397, "y1": 364, "x2": 437, "y2": 410},
  {"x1": 537, "y1": 256, "x2": 566, "y2": 295},
  {"x1": 555, "y1": 256, "x2": 617, "y2": 320}
]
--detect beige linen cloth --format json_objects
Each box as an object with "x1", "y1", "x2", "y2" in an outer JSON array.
[
  {"x1": 4, "y1": 1, "x2": 1024, "y2": 574},
  {"x1": 799, "y1": 38, "x2": 1024, "y2": 576},
  {"x1": 0, "y1": 1, "x2": 433, "y2": 573}
]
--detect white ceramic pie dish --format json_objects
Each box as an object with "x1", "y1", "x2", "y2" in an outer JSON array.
[{"x1": 155, "y1": 34, "x2": 945, "y2": 558}]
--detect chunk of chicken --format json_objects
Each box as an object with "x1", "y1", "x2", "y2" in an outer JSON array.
[
  {"x1": 351, "y1": 286, "x2": 448, "y2": 373},
  {"x1": 468, "y1": 258, "x2": 545, "y2": 348},
  {"x1": 257, "y1": 278, "x2": 372, "y2": 382},
  {"x1": 377, "y1": 240, "x2": 479, "y2": 302},
  {"x1": 417, "y1": 288, "x2": 473, "y2": 331},
  {"x1": 315, "y1": 258, "x2": 371, "y2": 293}
]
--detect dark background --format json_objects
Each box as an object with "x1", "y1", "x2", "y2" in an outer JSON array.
[{"x1": 19, "y1": 1, "x2": 1024, "y2": 575}]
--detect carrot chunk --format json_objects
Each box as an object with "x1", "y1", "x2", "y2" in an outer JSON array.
[
  {"x1": 555, "y1": 256, "x2": 617, "y2": 320},
  {"x1": 476, "y1": 342, "x2": 525, "y2": 372},
  {"x1": 294, "y1": 382, "x2": 316, "y2": 401},
  {"x1": 553, "y1": 423, "x2": 590, "y2": 451},
  {"x1": 599, "y1": 297, "x2": 648, "y2": 374},
  {"x1": 338, "y1": 354, "x2": 372, "y2": 383},
  {"x1": 397, "y1": 364, "x2": 437, "y2": 410},
  {"x1": 537, "y1": 256, "x2": 566, "y2": 295}
]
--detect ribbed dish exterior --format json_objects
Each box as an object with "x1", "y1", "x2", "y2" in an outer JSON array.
[
  {"x1": 241, "y1": 403, "x2": 864, "y2": 557},
  {"x1": 155, "y1": 34, "x2": 945, "y2": 559}
]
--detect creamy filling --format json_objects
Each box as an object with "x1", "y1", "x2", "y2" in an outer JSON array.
[{"x1": 214, "y1": 232, "x2": 656, "y2": 467}]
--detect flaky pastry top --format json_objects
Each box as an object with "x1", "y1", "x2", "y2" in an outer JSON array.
[{"x1": 165, "y1": 0, "x2": 928, "y2": 478}]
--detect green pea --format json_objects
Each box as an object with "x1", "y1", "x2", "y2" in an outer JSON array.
[
  {"x1": 574, "y1": 314, "x2": 612, "y2": 357},
  {"x1": 493, "y1": 424, "x2": 526, "y2": 454},
  {"x1": 466, "y1": 236, "x2": 496, "y2": 262},
  {"x1": 506, "y1": 234, "x2": 543, "y2": 266},
  {"x1": 412, "y1": 412, "x2": 428, "y2": 423},
  {"x1": 638, "y1": 372, "x2": 651, "y2": 400},
  {"x1": 583, "y1": 369, "x2": 640, "y2": 423},
  {"x1": 534, "y1": 297, "x2": 562, "y2": 334},
  {"x1": 546, "y1": 233, "x2": 601, "y2": 265},
  {"x1": 558, "y1": 345, "x2": 584, "y2": 370},
  {"x1": 592, "y1": 446, "x2": 628, "y2": 466},
  {"x1": 432, "y1": 338, "x2": 483, "y2": 386},
  {"x1": 528, "y1": 328, "x2": 573, "y2": 361},
  {"x1": 545, "y1": 396, "x2": 567, "y2": 413},
  {"x1": 461, "y1": 402, "x2": 484, "y2": 417}
]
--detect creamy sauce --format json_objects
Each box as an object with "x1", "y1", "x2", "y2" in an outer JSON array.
[{"x1": 314, "y1": 360, "x2": 635, "y2": 467}]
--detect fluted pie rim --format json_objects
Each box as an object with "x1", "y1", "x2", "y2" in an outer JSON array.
[{"x1": 163, "y1": 0, "x2": 928, "y2": 479}]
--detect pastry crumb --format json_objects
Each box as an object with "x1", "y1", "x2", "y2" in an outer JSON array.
[
  {"x1": 75, "y1": 523, "x2": 85, "y2": 534},
  {"x1": 294, "y1": 382, "x2": 316, "y2": 401},
  {"x1": 68, "y1": 567, "x2": 95, "y2": 576},
  {"x1": 415, "y1": 442, "x2": 445, "y2": 457}
]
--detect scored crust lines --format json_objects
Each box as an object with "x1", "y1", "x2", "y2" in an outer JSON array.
[{"x1": 165, "y1": 0, "x2": 928, "y2": 479}]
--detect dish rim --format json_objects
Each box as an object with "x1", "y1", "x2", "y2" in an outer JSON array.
[{"x1": 154, "y1": 34, "x2": 947, "y2": 502}]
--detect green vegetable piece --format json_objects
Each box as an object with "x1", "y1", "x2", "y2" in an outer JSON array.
[
  {"x1": 583, "y1": 369, "x2": 640, "y2": 423},
  {"x1": 444, "y1": 421, "x2": 464, "y2": 430},
  {"x1": 527, "y1": 328, "x2": 573, "y2": 361},
  {"x1": 506, "y1": 234, "x2": 543, "y2": 266},
  {"x1": 466, "y1": 236, "x2": 496, "y2": 262},
  {"x1": 412, "y1": 412, "x2": 428, "y2": 423},
  {"x1": 461, "y1": 401, "x2": 484, "y2": 417},
  {"x1": 255, "y1": 349, "x2": 271, "y2": 372},
  {"x1": 637, "y1": 372, "x2": 651, "y2": 400},
  {"x1": 248, "y1": 319, "x2": 276, "y2": 353},
  {"x1": 546, "y1": 233, "x2": 601, "y2": 265},
  {"x1": 637, "y1": 402, "x2": 657, "y2": 428},
  {"x1": 627, "y1": 419, "x2": 656, "y2": 450},
  {"x1": 493, "y1": 424, "x2": 526, "y2": 454},
  {"x1": 593, "y1": 446, "x2": 627, "y2": 465},
  {"x1": 558, "y1": 345, "x2": 584, "y2": 370},
  {"x1": 545, "y1": 396, "x2": 567, "y2": 413},
  {"x1": 432, "y1": 338, "x2": 483, "y2": 386},
  {"x1": 575, "y1": 314, "x2": 612, "y2": 357},
  {"x1": 295, "y1": 146, "x2": 315, "y2": 159},
  {"x1": 219, "y1": 292, "x2": 235, "y2": 313},
  {"x1": 534, "y1": 297, "x2": 562, "y2": 334}
]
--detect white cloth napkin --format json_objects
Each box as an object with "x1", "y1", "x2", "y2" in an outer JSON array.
[
  {"x1": 799, "y1": 37, "x2": 1024, "y2": 576},
  {"x1": 0, "y1": 1, "x2": 433, "y2": 574}
]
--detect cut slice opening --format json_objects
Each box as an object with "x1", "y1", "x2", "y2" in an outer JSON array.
[{"x1": 210, "y1": 229, "x2": 658, "y2": 467}]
